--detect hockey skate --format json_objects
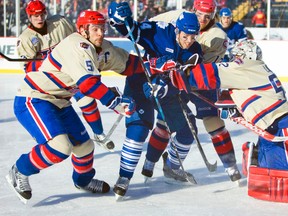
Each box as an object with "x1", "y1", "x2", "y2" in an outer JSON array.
[
  {"x1": 225, "y1": 164, "x2": 242, "y2": 183},
  {"x1": 75, "y1": 179, "x2": 110, "y2": 193},
  {"x1": 162, "y1": 152, "x2": 197, "y2": 185},
  {"x1": 94, "y1": 133, "x2": 115, "y2": 152},
  {"x1": 113, "y1": 176, "x2": 130, "y2": 201},
  {"x1": 141, "y1": 159, "x2": 155, "y2": 183},
  {"x1": 6, "y1": 165, "x2": 32, "y2": 203}
]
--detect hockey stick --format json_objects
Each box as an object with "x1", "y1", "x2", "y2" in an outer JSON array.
[
  {"x1": 190, "y1": 90, "x2": 288, "y2": 142},
  {"x1": 177, "y1": 95, "x2": 217, "y2": 172},
  {"x1": 93, "y1": 114, "x2": 123, "y2": 152},
  {"x1": 124, "y1": 19, "x2": 196, "y2": 184},
  {"x1": 105, "y1": 114, "x2": 123, "y2": 141},
  {"x1": 0, "y1": 52, "x2": 42, "y2": 62}
]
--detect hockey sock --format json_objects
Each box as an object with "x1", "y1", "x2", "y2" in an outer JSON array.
[
  {"x1": 167, "y1": 136, "x2": 192, "y2": 169},
  {"x1": 119, "y1": 125, "x2": 150, "y2": 179},
  {"x1": 16, "y1": 143, "x2": 69, "y2": 176},
  {"x1": 210, "y1": 128, "x2": 236, "y2": 168},
  {"x1": 146, "y1": 125, "x2": 170, "y2": 163},
  {"x1": 72, "y1": 151, "x2": 95, "y2": 187},
  {"x1": 79, "y1": 99, "x2": 103, "y2": 134}
]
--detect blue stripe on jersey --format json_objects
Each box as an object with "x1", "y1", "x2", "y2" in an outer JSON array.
[
  {"x1": 48, "y1": 53, "x2": 62, "y2": 70},
  {"x1": 253, "y1": 100, "x2": 287, "y2": 124},
  {"x1": 200, "y1": 64, "x2": 209, "y2": 87},
  {"x1": 249, "y1": 83, "x2": 272, "y2": 90},
  {"x1": 43, "y1": 71, "x2": 71, "y2": 90},
  {"x1": 212, "y1": 63, "x2": 221, "y2": 89},
  {"x1": 241, "y1": 95, "x2": 261, "y2": 112},
  {"x1": 32, "y1": 61, "x2": 37, "y2": 72}
]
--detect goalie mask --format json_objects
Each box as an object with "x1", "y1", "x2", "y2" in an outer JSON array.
[{"x1": 230, "y1": 40, "x2": 262, "y2": 61}]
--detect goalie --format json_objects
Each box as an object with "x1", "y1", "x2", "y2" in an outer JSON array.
[{"x1": 158, "y1": 40, "x2": 288, "y2": 203}]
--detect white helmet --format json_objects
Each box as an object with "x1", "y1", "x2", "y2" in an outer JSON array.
[{"x1": 230, "y1": 40, "x2": 262, "y2": 60}]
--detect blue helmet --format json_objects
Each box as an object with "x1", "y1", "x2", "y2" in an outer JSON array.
[
  {"x1": 176, "y1": 11, "x2": 200, "y2": 35},
  {"x1": 219, "y1": 7, "x2": 232, "y2": 17}
]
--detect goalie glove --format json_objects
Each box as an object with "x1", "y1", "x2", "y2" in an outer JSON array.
[
  {"x1": 107, "y1": 87, "x2": 136, "y2": 117},
  {"x1": 108, "y1": 1, "x2": 132, "y2": 25}
]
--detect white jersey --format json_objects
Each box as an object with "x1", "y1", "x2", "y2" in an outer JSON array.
[
  {"x1": 150, "y1": 9, "x2": 228, "y2": 63},
  {"x1": 17, "y1": 15, "x2": 75, "y2": 72},
  {"x1": 191, "y1": 59, "x2": 288, "y2": 130},
  {"x1": 16, "y1": 33, "x2": 130, "y2": 109}
]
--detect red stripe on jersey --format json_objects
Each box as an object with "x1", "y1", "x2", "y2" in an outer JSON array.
[
  {"x1": 122, "y1": 54, "x2": 143, "y2": 76},
  {"x1": 48, "y1": 53, "x2": 61, "y2": 70},
  {"x1": 26, "y1": 61, "x2": 43, "y2": 72},
  {"x1": 25, "y1": 97, "x2": 52, "y2": 140},
  {"x1": 251, "y1": 100, "x2": 284, "y2": 124},
  {"x1": 204, "y1": 64, "x2": 218, "y2": 89},
  {"x1": 192, "y1": 64, "x2": 208, "y2": 89},
  {"x1": 78, "y1": 76, "x2": 109, "y2": 100},
  {"x1": 25, "y1": 75, "x2": 48, "y2": 94}
]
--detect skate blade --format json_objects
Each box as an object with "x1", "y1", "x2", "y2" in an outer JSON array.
[
  {"x1": 164, "y1": 177, "x2": 197, "y2": 186},
  {"x1": 5, "y1": 174, "x2": 28, "y2": 204},
  {"x1": 114, "y1": 193, "x2": 125, "y2": 201},
  {"x1": 144, "y1": 176, "x2": 152, "y2": 184}
]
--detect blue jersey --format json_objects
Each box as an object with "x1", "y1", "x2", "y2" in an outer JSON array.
[
  {"x1": 216, "y1": 21, "x2": 247, "y2": 61},
  {"x1": 114, "y1": 18, "x2": 203, "y2": 64}
]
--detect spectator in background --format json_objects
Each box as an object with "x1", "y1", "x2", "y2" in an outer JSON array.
[{"x1": 251, "y1": 8, "x2": 267, "y2": 27}]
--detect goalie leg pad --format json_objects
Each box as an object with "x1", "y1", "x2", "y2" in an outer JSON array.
[{"x1": 248, "y1": 166, "x2": 288, "y2": 203}]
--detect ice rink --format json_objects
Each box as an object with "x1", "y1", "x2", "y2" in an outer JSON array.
[{"x1": 1, "y1": 74, "x2": 288, "y2": 216}]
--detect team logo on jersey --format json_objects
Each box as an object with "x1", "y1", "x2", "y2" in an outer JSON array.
[
  {"x1": 156, "y1": 21, "x2": 169, "y2": 29},
  {"x1": 80, "y1": 42, "x2": 90, "y2": 49},
  {"x1": 31, "y1": 37, "x2": 39, "y2": 46},
  {"x1": 165, "y1": 48, "x2": 174, "y2": 53},
  {"x1": 223, "y1": 39, "x2": 228, "y2": 49}
]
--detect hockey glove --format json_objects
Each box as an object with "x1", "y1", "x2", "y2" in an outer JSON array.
[
  {"x1": 143, "y1": 76, "x2": 169, "y2": 100},
  {"x1": 107, "y1": 87, "x2": 136, "y2": 117},
  {"x1": 145, "y1": 56, "x2": 177, "y2": 76},
  {"x1": 108, "y1": 1, "x2": 132, "y2": 25}
]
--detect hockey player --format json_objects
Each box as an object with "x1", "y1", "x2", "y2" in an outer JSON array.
[
  {"x1": 6, "y1": 10, "x2": 137, "y2": 202},
  {"x1": 17, "y1": 0, "x2": 115, "y2": 151},
  {"x1": 108, "y1": 1, "x2": 202, "y2": 197},
  {"x1": 143, "y1": 0, "x2": 241, "y2": 182},
  {"x1": 216, "y1": 7, "x2": 248, "y2": 62},
  {"x1": 168, "y1": 40, "x2": 288, "y2": 202}
]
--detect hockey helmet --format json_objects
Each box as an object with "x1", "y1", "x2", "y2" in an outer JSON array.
[
  {"x1": 230, "y1": 40, "x2": 262, "y2": 61},
  {"x1": 193, "y1": 0, "x2": 217, "y2": 18},
  {"x1": 26, "y1": 0, "x2": 46, "y2": 16},
  {"x1": 76, "y1": 10, "x2": 106, "y2": 32},
  {"x1": 219, "y1": 7, "x2": 232, "y2": 17},
  {"x1": 176, "y1": 11, "x2": 200, "y2": 35}
]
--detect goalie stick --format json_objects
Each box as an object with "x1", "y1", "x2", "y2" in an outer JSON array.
[
  {"x1": 124, "y1": 19, "x2": 196, "y2": 185},
  {"x1": 190, "y1": 90, "x2": 288, "y2": 142},
  {"x1": 0, "y1": 52, "x2": 42, "y2": 62}
]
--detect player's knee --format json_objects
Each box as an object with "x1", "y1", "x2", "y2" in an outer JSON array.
[
  {"x1": 72, "y1": 139, "x2": 94, "y2": 157},
  {"x1": 48, "y1": 134, "x2": 73, "y2": 156},
  {"x1": 203, "y1": 116, "x2": 225, "y2": 134}
]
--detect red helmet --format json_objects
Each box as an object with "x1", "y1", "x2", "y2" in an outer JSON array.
[
  {"x1": 26, "y1": 0, "x2": 46, "y2": 16},
  {"x1": 76, "y1": 10, "x2": 106, "y2": 32},
  {"x1": 193, "y1": 0, "x2": 217, "y2": 17}
]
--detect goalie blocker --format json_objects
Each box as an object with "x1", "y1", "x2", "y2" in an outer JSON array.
[{"x1": 242, "y1": 142, "x2": 288, "y2": 203}]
